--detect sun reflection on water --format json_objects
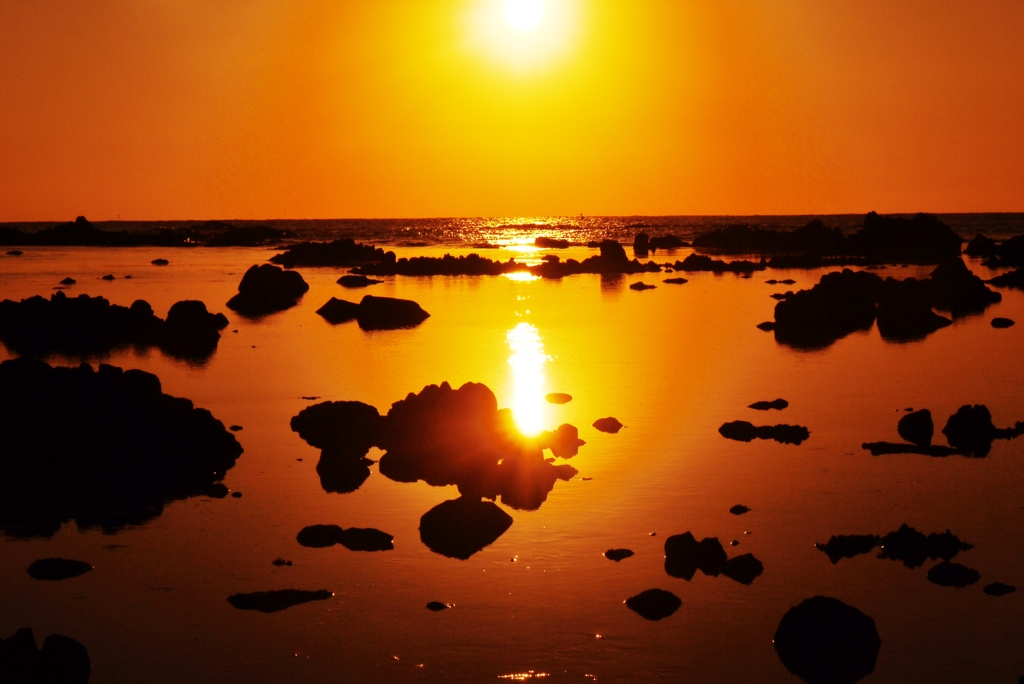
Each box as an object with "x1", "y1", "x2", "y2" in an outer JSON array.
[{"x1": 507, "y1": 322, "x2": 547, "y2": 436}]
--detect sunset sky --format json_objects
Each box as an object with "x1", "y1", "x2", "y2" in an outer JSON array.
[{"x1": 1, "y1": 0, "x2": 1022, "y2": 221}]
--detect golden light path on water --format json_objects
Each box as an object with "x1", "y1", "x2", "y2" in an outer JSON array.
[{"x1": 506, "y1": 321, "x2": 547, "y2": 436}]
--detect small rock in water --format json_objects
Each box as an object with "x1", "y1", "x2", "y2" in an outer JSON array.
[
  {"x1": 545, "y1": 393, "x2": 572, "y2": 404},
  {"x1": 748, "y1": 399, "x2": 788, "y2": 411},
  {"x1": 604, "y1": 549, "x2": 634, "y2": 562},
  {"x1": 898, "y1": 409, "x2": 934, "y2": 447},
  {"x1": 719, "y1": 421, "x2": 810, "y2": 445},
  {"x1": 992, "y1": 317, "x2": 1015, "y2": 328},
  {"x1": 722, "y1": 553, "x2": 764, "y2": 585},
  {"x1": 629, "y1": 282, "x2": 656, "y2": 291},
  {"x1": 124, "y1": 275, "x2": 132, "y2": 279},
  {"x1": 152, "y1": 258, "x2": 169, "y2": 266},
  {"x1": 593, "y1": 417, "x2": 624, "y2": 434},
  {"x1": 27, "y1": 558, "x2": 94, "y2": 581},
  {"x1": 297, "y1": 524, "x2": 345, "y2": 548},
  {"x1": 426, "y1": 601, "x2": 452, "y2": 611},
  {"x1": 7, "y1": 250, "x2": 24, "y2": 256},
  {"x1": 231, "y1": 491, "x2": 242, "y2": 498},
  {"x1": 774, "y1": 596, "x2": 880, "y2": 684},
  {"x1": 663, "y1": 277, "x2": 688, "y2": 285},
  {"x1": 730, "y1": 540, "x2": 739, "y2": 547},
  {"x1": 230, "y1": 425, "x2": 243, "y2": 431},
  {"x1": 927, "y1": 562, "x2": 980, "y2": 587},
  {"x1": 983, "y1": 582, "x2": 1015, "y2": 597},
  {"x1": 272, "y1": 558, "x2": 293, "y2": 567},
  {"x1": 625, "y1": 589, "x2": 681, "y2": 621},
  {"x1": 729, "y1": 505, "x2": 751, "y2": 515},
  {"x1": 59, "y1": 277, "x2": 76, "y2": 285},
  {"x1": 205, "y1": 483, "x2": 229, "y2": 499},
  {"x1": 227, "y1": 589, "x2": 333, "y2": 613},
  {"x1": 101, "y1": 274, "x2": 115, "y2": 280},
  {"x1": 337, "y1": 274, "x2": 384, "y2": 288},
  {"x1": 756, "y1": 321, "x2": 776, "y2": 331}
]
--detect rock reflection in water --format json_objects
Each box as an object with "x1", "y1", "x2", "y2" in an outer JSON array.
[{"x1": 774, "y1": 596, "x2": 881, "y2": 684}]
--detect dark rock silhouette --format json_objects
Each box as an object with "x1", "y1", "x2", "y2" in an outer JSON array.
[
  {"x1": 941, "y1": 404, "x2": 1014, "y2": 457},
  {"x1": 983, "y1": 582, "x2": 1015, "y2": 597},
  {"x1": 315, "y1": 298, "x2": 360, "y2": 324},
  {"x1": 723, "y1": 553, "x2": 764, "y2": 585},
  {"x1": 991, "y1": 317, "x2": 1015, "y2": 328},
  {"x1": 426, "y1": 601, "x2": 452, "y2": 611},
  {"x1": 297, "y1": 524, "x2": 392, "y2": 551},
  {"x1": 749, "y1": 399, "x2": 787, "y2": 411},
  {"x1": 692, "y1": 219, "x2": 845, "y2": 256},
  {"x1": 772, "y1": 270, "x2": 880, "y2": 348},
  {"x1": 875, "y1": 277, "x2": 952, "y2": 341},
  {"x1": 624, "y1": 589, "x2": 681, "y2": 621},
  {"x1": 593, "y1": 417, "x2": 624, "y2": 434},
  {"x1": 719, "y1": 421, "x2": 809, "y2": 445},
  {"x1": 337, "y1": 274, "x2": 384, "y2": 288},
  {"x1": 649, "y1": 235, "x2": 686, "y2": 251},
  {"x1": 774, "y1": 596, "x2": 880, "y2": 684},
  {"x1": 972, "y1": 234, "x2": 1024, "y2": 267},
  {"x1": 269, "y1": 239, "x2": 388, "y2": 268},
  {"x1": 629, "y1": 282, "x2": 656, "y2": 291},
  {"x1": 226, "y1": 264, "x2": 309, "y2": 316},
  {"x1": 100, "y1": 274, "x2": 115, "y2": 281},
  {"x1": 633, "y1": 233, "x2": 650, "y2": 256},
  {"x1": 59, "y1": 278, "x2": 76, "y2": 285},
  {"x1": 356, "y1": 295, "x2": 430, "y2": 331},
  {"x1": 545, "y1": 393, "x2": 572, "y2": 404},
  {"x1": 675, "y1": 254, "x2": 765, "y2": 274},
  {"x1": 539, "y1": 423, "x2": 585, "y2": 459},
  {"x1": 27, "y1": 558, "x2": 93, "y2": 581},
  {"x1": 296, "y1": 524, "x2": 345, "y2": 548},
  {"x1": 0, "y1": 292, "x2": 228, "y2": 362},
  {"x1": 290, "y1": 400, "x2": 383, "y2": 493},
  {"x1": 663, "y1": 277, "x2": 688, "y2": 285},
  {"x1": 272, "y1": 558, "x2": 293, "y2": 567},
  {"x1": 535, "y1": 236, "x2": 570, "y2": 249},
  {"x1": 861, "y1": 442, "x2": 962, "y2": 457},
  {"x1": 926, "y1": 562, "x2": 980, "y2": 587},
  {"x1": 7, "y1": 250, "x2": 24, "y2": 255},
  {"x1": 664, "y1": 532, "x2": 763, "y2": 584},
  {"x1": 756, "y1": 321, "x2": 775, "y2": 331},
  {"x1": 990, "y1": 267, "x2": 1024, "y2": 290},
  {"x1": 227, "y1": 589, "x2": 333, "y2": 613},
  {"x1": 604, "y1": 549, "x2": 634, "y2": 562},
  {"x1": 966, "y1": 234, "x2": 998, "y2": 258},
  {"x1": 815, "y1": 535, "x2": 882, "y2": 564},
  {"x1": 151, "y1": 258, "x2": 169, "y2": 266},
  {"x1": 729, "y1": 505, "x2": 751, "y2": 515},
  {"x1": 898, "y1": 409, "x2": 933, "y2": 447},
  {"x1": 0, "y1": 358, "x2": 242, "y2": 538},
  {"x1": 816, "y1": 525, "x2": 972, "y2": 569},
  {"x1": 928, "y1": 257, "x2": 1002, "y2": 316},
  {"x1": 1, "y1": 628, "x2": 91, "y2": 684},
  {"x1": 419, "y1": 497, "x2": 513, "y2": 560}
]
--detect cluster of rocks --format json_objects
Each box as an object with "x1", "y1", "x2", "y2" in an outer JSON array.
[
  {"x1": 693, "y1": 213, "x2": 962, "y2": 265},
  {"x1": 227, "y1": 589, "x2": 333, "y2": 613},
  {"x1": 632, "y1": 232, "x2": 688, "y2": 257},
  {"x1": 719, "y1": 421, "x2": 810, "y2": 445},
  {"x1": 966, "y1": 233, "x2": 1024, "y2": 267},
  {"x1": 0, "y1": 358, "x2": 242, "y2": 538},
  {"x1": 0, "y1": 216, "x2": 291, "y2": 248},
  {"x1": 1, "y1": 628, "x2": 90, "y2": 683},
  {"x1": 226, "y1": 264, "x2": 309, "y2": 316},
  {"x1": 269, "y1": 239, "x2": 389, "y2": 268},
  {"x1": 863, "y1": 404, "x2": 1024, "y2": 457},
  {"x1": 296, "y1": 524, "x2": 393, "y2": 551},
  {"x1": 769, "y1": 258, "x2": 1001, "y2": 349},
  {"x1": 0, "y1": 292, "x2": 228, "y2": 361},
  {"x1": 316, "y1": 295, "x2": 430, "y2": 330},
  {"x1": 290, "y1": 381, "x2": 584, "y2": 558},
  {"x1": 664, "y1": 532, "x2": 764, "y2": 585}
]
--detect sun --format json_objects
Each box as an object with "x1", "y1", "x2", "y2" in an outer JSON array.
[{"x1": 503, "y1": 0, "x2": 545, "y2": 32}]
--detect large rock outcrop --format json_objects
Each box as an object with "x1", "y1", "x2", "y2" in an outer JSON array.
[{"x1": 226, "y1": 264, "x2": 309, "y2": 316}]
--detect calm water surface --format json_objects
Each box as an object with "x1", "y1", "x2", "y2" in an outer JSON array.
[{"x1": 1, "y1": 241, "x2": 1023, "y2": 683}]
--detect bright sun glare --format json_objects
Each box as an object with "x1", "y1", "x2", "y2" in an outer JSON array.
[
  {"x1": 503, "y1": 0, "x2": 545, "y2": 31},
  {"x1": 507, "y1": 322, "x2": 547, "y2": 436}
]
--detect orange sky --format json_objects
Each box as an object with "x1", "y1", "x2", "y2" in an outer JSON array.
[{"x1": 1, "y1": 0, "x2": 1022, "y2": 221}]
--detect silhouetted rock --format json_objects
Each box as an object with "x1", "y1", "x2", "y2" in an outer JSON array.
[
  {"x1": 675, "y1": 254, "x2": 765, "y2": 274},
  {"x1": 815, "y1": 535, "x2": 881, "y2": 564},
  {"x1": 848, "y1": 212, "x2": 962, "y2": 263},
  {"x1": 898, "y1": 409, "x2": 933, "y2": 447},
  {"x1": 877, "y1": 525, "x2": 973, "y2": 568},
  {"x1": 27, "y1": 558, "x2": 93, "y2": 581},
  {"x1": 624, "y1": 589, "x2": 681, "y2": 621},
  {"x1": 774, "y1": 596, "x2": 880, "y2": 684},
  {"x1": 160, "y1": 300, "x2": 229, "y2": 360},
  {"x1": 1, "y1": 628, "x2": 91, "y2": 684},
  {"x1": 545, "y1": 393, "x2": 572, "y2": 404},
  {"x1": 990, "y1": 267, "x2": 1024, "y2": 290},
  {"x1": 861, "y1": 442, "x2": 962, "y2": 457},
  {"x1": 419, "y1": 497, "x2": 513, "y2": 560},
  {"x1": 875, "y1": 276, "x2": 952, "y2": 341},
  {"x1": 315, "y1": 298, "x2": 360, "y2": 325},
  {"x1": 152, "y1": 258, "x2": 169, "y2": 266},
  {"x1": 983, "y1": 582, "x2": 1015, "y2": 596},
  {"x1": 269, "y1": 239, "x2": 388, "y2": 269},
  {"x1": 693, "y1": 220, "x2": 845, "y2": 256},
  {"x1": 773, "y1": 270, "x2": 880, "y2": 349},
  {"x1": 976, "y1": 234, "x2": 1024, "y2": 267},
  {"x1": 992, "y1": 317, "x2": 1015, "y2": 328},
  {"x1": 928, "y1": 257, "x2": 1001, "y2": 317},
  {"x1": 100, "y1": 274, "x2": 115, "y2": 281},
  {"x1": 337, "y1": 527, "x2": 394, "y2": 552},
  {"x1": 59, "y1": 278, "x2": 76, "y2": 285},
  {"x1": 965, "y1": 234, "x2": 998, "y2": 258},
  {"x1": 535, "y1": 236, "x2": 570, "y2": 249},
  {"x1": 664, "y1": 532, "x2": 728, "y2": 579},
  {"x1": 7, "y1": 250, "x2": 24, "y2": 255},
  {"x1": 355, "y1": 295, "x2": 430, "y2": 331},
  {"x1": 722, "y1": 553, "x2": 764, "y2": 585},
  {"x1": 227, "y1": 589, "x2": 333, "y2": 613},
  {"x1": 942, "y1": 405, "x2": 997, "y2": 457},
  {"x1": 538, "y1": 423, "x2": 585, "y2": 459},
  {"x1": 226, "y1": 264, "x2": 309, "y2": 316},
  {"x1": 629, "y1": 282, "x2": 656, "y2": 291},
  {"x1": 748, "y1": 399, "x2": 787, "y2": 411},
  {"x1": 650, "y1": 235, "x2": 686, "y2": 251},
  {"x1": 926, "y1": 562, "x2": 980, "y2": 587},
  {"x1": 663, "y1": 277, "x2": 688, "y2": 284},
  {"x1": 719, "y1": 421, "x2": 809, "y2": 445},
  {"x1": 0, "y1": 358, "x2": 242, "y2": 538},
  {"x1": 633, "y1": 233, "x2": 650, "y2": 256},
  {"x1": 297, "y1": 524, "x2": 345, "y2": 548},
  {"x1": 426, "y1": 601, "x2": 451, "y2": 611},
  {"x1": 756, "y1": 321, "x2": 775, "y2": 331},
  {"x1": 337, "y1": 275, "x2": 383, "y2": 288},
  {"x1": 593, "y1": 417, "x2": 624, "y2": 434},
  {"x1": 604, "y1": 549, "x2": 634, "y2": 562},
  {"x1": 272, "y1": 558, "x2": 292, "y2": 567},
  {"x1": 729, "y1": 505, "x2": 751, "y2": 515}
]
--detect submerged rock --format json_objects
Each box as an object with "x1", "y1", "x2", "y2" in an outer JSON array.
[
  {"x1": 593, "y1": 417, "x2": 624, "y2": 434},
  {"x1": 419, "y1": 497, "x2": 513, "y2": 560},
  {"x1": 356, "y1": 295, "x2": 430, "y2": 331},
  {"x1": 0, "y1": 358, "x2": 242, "y2": 538},
  {"x1": 663, "y1": 277, "x2": 688, "y2": 285},
  {"x1": 748, "y1": 399, "x2": 788, "y2": 411},
  {"x1": 26, "y1": 558, "x2": 94, "y2": 581},
  {"x1": 664, "y1": 532, "x2": 728, "y2": 580},
  {"x1": 1, "y1": 628, "x2": 91, "y2": 684},
  {"x1": 226, "y1": 264, "x2": 309, "y2": 316},
  {"x1": 604, "y1": 549, "x2": 634, "y2": 562},
  {"x1": 59, "y1": 277, "x2": 76, "y2": 285},
  {"x1": 629, "y1": 282, "x2": 656, "y2": 291},
  {"x1": 926, "y1": 562, "x2": 980, "y2": 587},
  {"x1": 337, "y1": 274, "x2": 384, "y2": 288},
  {"x1": 729, "y1": 505, "x2": 751, "y2": 515},
  {"x1": 722, "y1": 553, "x2": 764, "y2": 585},
  {"x1": 227, "y1": 589, "x2": 333, "y2": 613},
  {"x1": 991, "y1": 317, "x2": 1015, "y2": 328},
  {"x1": 861, "y1": 442, "x2": 962, "y2": 457},
  {"x1": 983, "y1": 582, "x2": 1016, "y2": 597},
  {"x1": 545, "y1": 393, "x2": 572, "y2": 404},
  {"x1": 674, "y1": 254, "x2": 765, "y2": 274},
  {"x1": 719, "y1": 421, "x2": 810, "y2": 445},
  {"x1": 296, "y1": 524, "x2": 345, "y2": 548},
  {"x1": 815, "y1": 535, "x2": 881, "y2": 564},
  {"x1": 151, "y1": 258, "x2": 169, "y2": 266},
  {"x1": 897, "y1": 409, "x2": 933, "y2": 447},
  {"x1": 773, "y1": 596, "x2": 880, "y2": 684},
  {"x1": 624, "y1": 589, "x2": 681, "y2": 621},
  {"x1": 315, "y1": 298, "x2": 360, "y2": 325},
  {"x1": 426, "y1": 601, "x2": 452, "y2": 612}
]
